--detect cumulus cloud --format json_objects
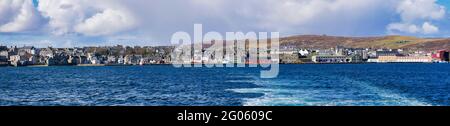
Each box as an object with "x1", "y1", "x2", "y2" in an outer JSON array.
[
  {"x1": 422, "y1": 22, "x2": 439, "y2": 34},
  {"x1": 1, "y1": 0, "x2": 450, "y2": 46},
  {"x1": 239, "y1": 0, "x2": 395, "y2": 33},
  {"x1": 396, "y1": 0, "x2": 446, "y2": 21},
  {"x1": 38, "y1": 0, "x2": 137, "y2": 36},
  {"x1": 74, "y1": 9, "x2": 137, "y2": 36},
  {"x1": 192, "y1": 0, "x2": 446, "y2": 36},
  {"x1": 387, "y1": 23, "x2": 420, "y2": 33},
  {"x1": 0, "y1": 0, "x2": 42, "y2": 32},
  {"x1": 387, "y1": 0, "x2": 446, "y2": 34},
  {"x1": 156, "y1": 0, "x2": 398, "y2": 37}
]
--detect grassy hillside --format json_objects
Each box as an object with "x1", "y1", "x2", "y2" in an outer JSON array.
[{"x1": 279, "y1": 35, "x2": 450, "y2": 51}]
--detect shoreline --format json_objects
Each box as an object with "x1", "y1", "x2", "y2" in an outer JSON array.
[{"x1": 0, "y1": 62, "x2": 447, "y2": 68}]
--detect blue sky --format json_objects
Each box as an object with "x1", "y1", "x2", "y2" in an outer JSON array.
[
  {"x1": 438, "y1": 0, "x2": 450, "y2": 9},
  {"x1": 32, "y1": 0, "x2": 38, "y2": 7},
  {"x1": 1, "y1": 0, "x2": 450, "y2": 47}
]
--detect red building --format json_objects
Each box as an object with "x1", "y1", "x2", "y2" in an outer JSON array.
[{"x1": 432, "y1": 50, "x2": 450, "y2": 62}]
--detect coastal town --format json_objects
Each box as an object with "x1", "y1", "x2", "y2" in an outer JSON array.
[
  {"x1": 0, "y1": 43, "x2": 449, "y2": 67},
  {"x1": 0, "y1": 45, "x2": 173, "y2": 67}
]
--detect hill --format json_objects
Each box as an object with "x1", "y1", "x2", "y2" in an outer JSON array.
[{"x1": 279, "y1": 35, "x2": 450, "y2": 51}]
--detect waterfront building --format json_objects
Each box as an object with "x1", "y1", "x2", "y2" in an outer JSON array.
[
  {"x1": 361, "y1": 50, "x2": 369, "y2": 60},
  {"x1": 375, "y1": 49, "x2": 401, "y2": 57},
  {"x1": 20, "y1": 46, "x2": 38, "y2": 55},
  {"x1": 36, "y1": 56, "x2": 49, "y2": 65},
  {"x1": 334, "y1": 45, "x2": 347, "y2": 56},
  {"x1": 298, "y1": 49, "x2": 309, "y2": 56},
  {"x1": 0, "y1": 51, "x2": 8, "y2": 57},
  {"x1": 0, "y1": 46, "x2": 8, "y2": 55},
  {"x1": 347, "y1": 54, "x2": 364, "y2": 63},
  {"x1": 9, "y1": 55, "x2": 21, "y2": 66},
  {"x1": 367, "y1": 50, "x2": 377, "y2": 58},
  {"x1": 432, "y1": 50, "x2": 450, "y2": 62},
  {"x1": 78, "y1": 56, "x2": 89, "y2": 64},
  {"x1": 279, "y1": 53, "x2": 301, "y2": 64},
  {"x1": 8, "y1": 54, "x2": 36, "y2": 66},
  {"x1": 39, "y1": 47, "x2": 54, "y2": 57},
  {"x1": 377, "y1": 56, "x2": 432, "y2": 63},
  {"x1": 117, "y1": 56, "x2": 125, "y2": 64},
  {"x1": 86, "y1": 53, "x2": 101, "y2": 64},
  {"x1": 396, "y1": 56, "x2": 432, "y2": 63},
  {"x1": 1, "y1": 45, "x2": 444, "y2": 66},
  {"x1": 367, "y1": 58, "x2": 379, "y2": 63},
  {"x1": 0, "y1": 46, "x2": 9, "y2": 66},
  {"x1": 124, "y1": 55, "x2": 143, "y2": 65},
  {"x1": 90, "y1": 57, "x2": 101, "y2": 65},
  {"x1": 0, "y1": 46, "x2": 7, "y2": 50},
  {"x1": 107, "y1": 56, "x2": 117, "y2": 64},
  {"x1": 0, "y1": 57, "x2": 8, "y2": 66},
  {"x1": 316, "y1": 49, "x2": 335, "y2": 56},
  {"x1": 312, "y1": 55, "x2": 349, "y2": 63},
  {"x1": 47, "y1": 52, "x2": 70, "y2": 66},
  {"x1": 8, "y1": 46, "x2": 18, "y2": 56},
  {"x1": 139, "y1": 58, "x2": 156, "y2": 65},
  {"x1": 377, "y1": 56, "x2": 398, "y2": 63}
]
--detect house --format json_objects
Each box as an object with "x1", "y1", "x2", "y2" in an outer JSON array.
[
  {"x1": 47, "y1": 52, "x2": 70, "y2": 66},
  {"x1": 139, "y1": 58, "x2": 156, "y2": 65},
  {"x1": 0, "y1": 46, "x2": 8, "y2": 55},
  {"x1": 0, "y1": 56, "x2": 8, "y2": 66},
  {"x1": 107, "y1": 56, "x2": 117, "y2": 64},
  {"x1": 90, "y1": 57, "x2": 101, "y2": 64},
  {"x1": 73, "y1": 55, "x2": 89, "y2": 64},
  {"x1": 39, "y1": 47, "x2": 54, "y2": 58},
  {"x1": 0, "y1": 46, "x2": 8, "y2": 66},
  {"x1": 8, "y1": 46, "x2": 18, "y2": 56},
  {"x1": 20, "y1": 46, "x2": 38, "y2": 55},
  {"x1": 117, "y1": 56, "x2": 125, "y2": 64},
  {"x1": 9, "y1": 55, "x2": 21, "y2": 66},
  {"x1": 124, "y1": 55, "x2": 143, "y2": 65},
  {"x1": 9, "y1": 54, "x2": 36, "y2": 66},
  {"x1": 86, "y1": 53, "x2": 103, "y2": 64}
]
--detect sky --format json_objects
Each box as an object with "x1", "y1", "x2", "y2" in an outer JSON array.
[{"x1": 0, "y1": 0, "x2": 449, "y2": 47}]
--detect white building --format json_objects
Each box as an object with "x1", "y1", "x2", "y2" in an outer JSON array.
[
  {"x1": 312, "y1": 55, "x2": 349, "y2": 63},
  {"x1": 298, "y1": 49, "x2": 309, "y2": 56}
]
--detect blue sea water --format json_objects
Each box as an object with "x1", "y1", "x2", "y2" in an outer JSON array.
[{"x1": 0, "y1": 64, "x2": 449, "y2": 106}]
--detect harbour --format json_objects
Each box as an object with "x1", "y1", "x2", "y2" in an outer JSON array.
[{"x1": 0, "y1": 64, "x2": 448, "y2": 106}]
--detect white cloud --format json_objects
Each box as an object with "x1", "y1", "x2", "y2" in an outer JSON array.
[
  {"x1": 252, "y1": 0, "x2": 394, "y2": 32},
  {"x1": 0, "y1": 0, "x2": 42, "y2": 32},
  {"x1": 387, "y1": 22, "x2": 440, "y2": 34},
  {"x1": 396, "y1": 0, "x2": 446, "y2": 21},
  {"x1": 422, "y1": 22, "x2": 439, "y2": 34},
  {"x1": 181, "y1": 0, "x2": 402, "y2": 36},
  {"x1": 38, "y1": 0, "x2": 137, "y2": 36},
  {"x1": 387, "y1": 0, "x2": 446, "y2": 34},
  {"x1": 387, "y1": 23, "x2": 420, "y2": 33},
  {"x1": 2, "y1": 0, "x2": 450, "y2": 46},
  {"x1": 74, "y1": 9, "x2": 137, "y2": 36}
]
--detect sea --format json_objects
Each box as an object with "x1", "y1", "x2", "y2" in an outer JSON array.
[{"x1": 0, "y1": 64, "x2": 449, "y2": 106}]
